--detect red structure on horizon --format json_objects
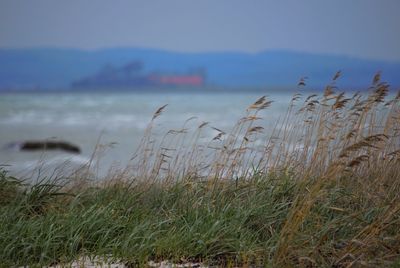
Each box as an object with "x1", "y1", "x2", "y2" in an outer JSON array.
[
  {"x1": 149, "y1": 74, "x2": 204, "y2": 86},
  {"x1": 72, "y1": 61, "x2": 206, "y2": 88}
]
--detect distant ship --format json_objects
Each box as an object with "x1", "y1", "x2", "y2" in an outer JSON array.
[{"x1": 72, "y1": 61, "x2": 206, "y2": 88}]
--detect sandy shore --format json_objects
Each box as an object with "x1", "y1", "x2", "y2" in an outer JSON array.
[{"x1": 22, "y1": 256, "x2": 207, "y2": 268}]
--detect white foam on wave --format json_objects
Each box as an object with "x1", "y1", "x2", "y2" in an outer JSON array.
[
  {"x1": 15, "y1": 154, "x2": 90, "y2": 169},
  {"x1": 0, "y1": 111, "x2": 53, "y2": 125},
  {"x1": 0, "y1": 111, "x2": 151, "y2": 130},
  {"x1": 6, "y1": 153, "x2": 93, "y2": 181}
]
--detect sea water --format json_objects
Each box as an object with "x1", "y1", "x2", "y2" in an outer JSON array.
[{"x1": 0, "y1": 91, "x2": 294, "y2": 178}]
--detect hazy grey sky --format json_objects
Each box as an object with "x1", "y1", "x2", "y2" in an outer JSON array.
[{"x1": 0, "y1": 0, "x2": 399, "y2": 61}]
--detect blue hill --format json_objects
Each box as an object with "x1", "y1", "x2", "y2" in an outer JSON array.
[{"x1": 0, "y1": 48, "x2": 399, "y2": 90}]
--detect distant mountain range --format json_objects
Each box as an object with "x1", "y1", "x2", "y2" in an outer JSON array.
[{"x1": 0, "y1": 48, "x2": 399, "y2": 90}]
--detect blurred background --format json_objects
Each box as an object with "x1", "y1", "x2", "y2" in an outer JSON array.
[{"x1": 1, "y1": 0, "x2": 399, "y2": 177}]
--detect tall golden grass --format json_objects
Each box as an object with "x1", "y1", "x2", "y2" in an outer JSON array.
[{"x1": 124, "y1": 72, "x2": 399, "y2": 183}]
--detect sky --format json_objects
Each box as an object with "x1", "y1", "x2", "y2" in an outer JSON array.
[{"x1": 0, "y1": 0, "x2": 399, "y2": 61}]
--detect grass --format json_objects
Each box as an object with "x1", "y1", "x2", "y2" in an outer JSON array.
[{"x1": 1, "y1": 73, "x2": 400, "y2": 267}]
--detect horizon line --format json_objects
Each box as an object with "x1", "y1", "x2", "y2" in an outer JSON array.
[{"x1": 1, "y1": 45, "x2": 400, "y2": 63}]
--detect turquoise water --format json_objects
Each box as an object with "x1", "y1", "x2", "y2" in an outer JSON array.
[{"x1": 0, "y1": 91, "x2": 293, "y2": 178}]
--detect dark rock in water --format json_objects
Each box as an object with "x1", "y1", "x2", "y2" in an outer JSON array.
[{"x1": 15, "y1": 140, "x2": 81, "y2": 154}]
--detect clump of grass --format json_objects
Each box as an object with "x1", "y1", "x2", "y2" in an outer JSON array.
[
  {"x1": 1, "y1": 73, "x2": 399, "y2": 267},
  {"x1": 0, "y1": 168, "x2": 296, "y2": 266}
]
